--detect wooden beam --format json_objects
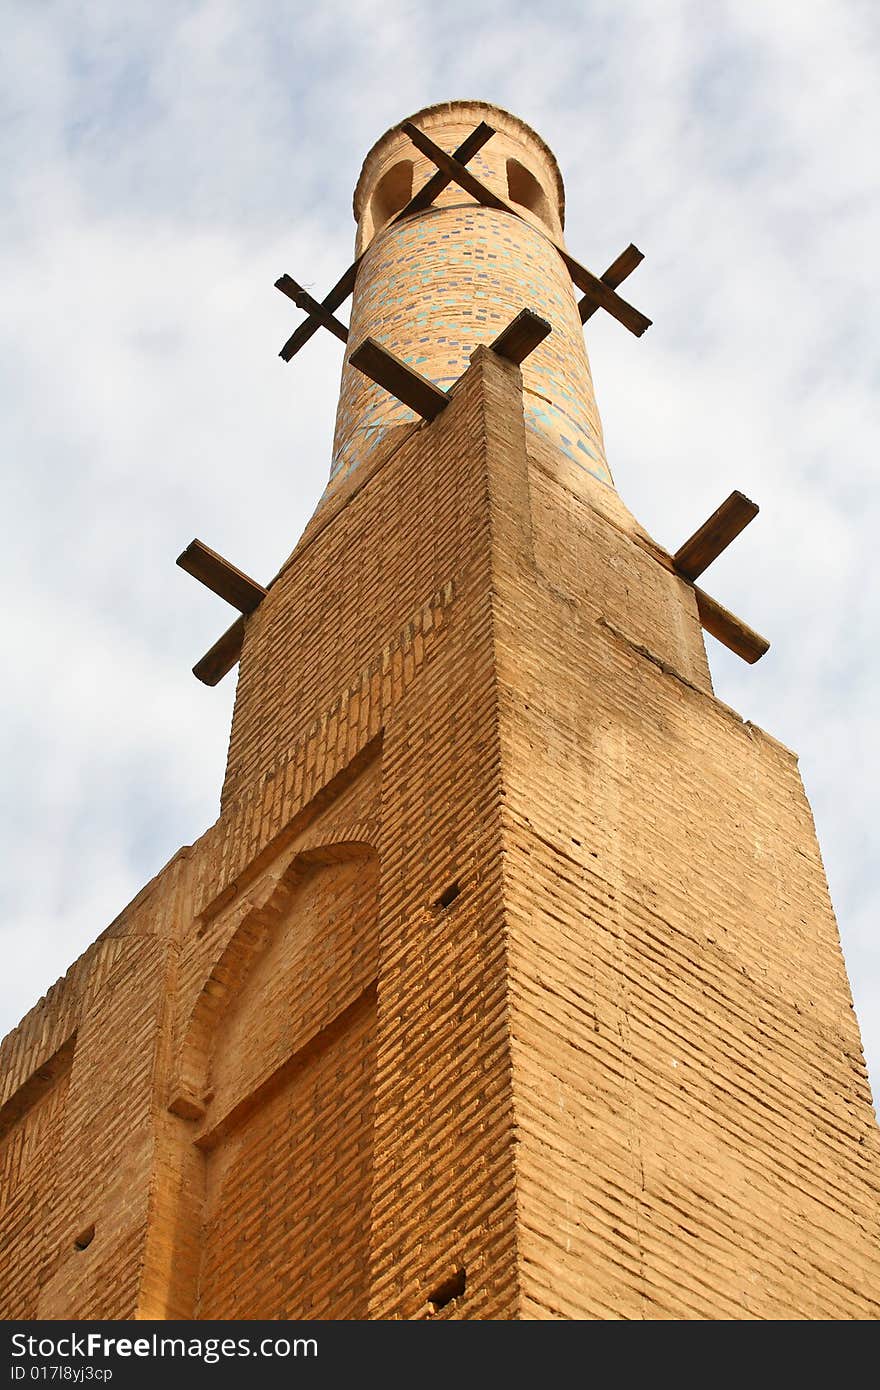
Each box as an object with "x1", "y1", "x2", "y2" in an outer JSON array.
[
  {"x1": 560, "y1": 247, "x2": 651, "y2": 336},
  {"x1": 348, "y1": 337, "x2": 449, "y2": 420},
  {"x1": 399, "y1": 121, "x2": 495, "y2": 218},
  {"x1": 193, "y1": 615, "x2": 246, "y2": 686},
  {"x1": 402, "y1": 122, "x2": 651, "y2": 338},
  {"x1": 277, "y1": 124, "x2": 496, "y2": 365},
  {"x1": 580, "y1": 244, "x2": 644, "y2": 323},
  {"x1": 280, "y1": 259, "x2": 360, "y2": 362},
  {"x1": 489, "y1": 308, "x2": 551, "y2": 364},
  {"x1": 275, "y1": 274, "x2": 348, "y2": 344},
  {"x1": 402, "y1": 120, "x2": 515, "y2": 213},
  {"x1": 694, "y1": 587, "x2": 769, "y2": 664},
  {"x1": 177, "y1": 539, "x2": 267, "y2": 615},
  {"x1": 674, "y1": 491, "x2": 759, "y2": 581}
]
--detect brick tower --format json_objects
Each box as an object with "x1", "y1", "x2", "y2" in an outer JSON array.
[{"x1": 2, "y1": 101, "x2": 879, "y2": 1321}]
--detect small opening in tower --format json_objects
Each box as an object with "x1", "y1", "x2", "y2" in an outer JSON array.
[
  {"x1": 429, "y1": 1267, "x2": 466, "y2": 1312},
  {"x1": 73, "y1": 1224, "x2": 95, "y2": 1251},
  {"x1": 434, "y1": 880, "x2": 461, "y2": 911},
  {"x1": 506, "y1": 158, "x2": 553, "y2": 228},
  {"x1": 370, "y1": 160, "x2": 414, "y2": 231}
]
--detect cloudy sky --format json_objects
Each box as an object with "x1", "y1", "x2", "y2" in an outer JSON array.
[{"x1": 2, "y1": 0, "x2": 878, "y2": 1099}]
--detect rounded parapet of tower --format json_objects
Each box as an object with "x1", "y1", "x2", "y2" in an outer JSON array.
[{"x1": 353, "y1": 100, "x2": 566, "y2": 255}]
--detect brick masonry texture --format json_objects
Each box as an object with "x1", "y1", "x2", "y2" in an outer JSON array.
[
  {"x1": 333, "y1": 206, "x2": 611, "y2": 492},
  {"x1": 2, "y1": 101, "x2": 879, "y2": 1320}
]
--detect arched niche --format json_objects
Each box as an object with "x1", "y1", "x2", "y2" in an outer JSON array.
[
  {"x1": 169, "y1": 839, "x2": 380, "y2": 1320},
  {"x1": 506, "y1": 157, "x2": 553, "y2": 230},
  {"x1": 366, "y1": 159, "x2": 414, "y2": 242},
  {"x1": 170, "y1": 840, "x2": 378, "y2": 1127}
]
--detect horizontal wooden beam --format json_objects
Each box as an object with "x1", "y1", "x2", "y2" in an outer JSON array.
[
  {"x1": 400, "y1": 121, "x2": 495, "y2": 218},
  {"x1": 177, "y1": 539, "x2": 267, "y2": 614},
  {"x1": 402, "y1": 122, "x2": 651, "y2": 338},
  {"x1": 490, "y1": 308, "x2": 551, "y2": 364},
  {"x1": 674, "y1": 491, "x2": 759, "y2": 581},
  {"x1": 193, "y1": 615, "x2": 246, "y2": 686},
  {"x1": 348, "y1": 337, "x2": 449, "y2": 421},
  {"x1": 580, "y1": 244, "x2": 644, "y2": 323},
  {"x1": 694, "y1": 586, "x2": 769, "y2": 664},
  {"x1": 280, "y1": 259, "x2": 360, "y2": 362},
  {"x1": 275, "y1": 274, "x2": 348, "y2": 343}
]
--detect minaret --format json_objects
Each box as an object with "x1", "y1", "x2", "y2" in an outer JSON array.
[
  {"x1": 1, "y1": 101, "x2": 878, "y2": 1321},
  {"x1": 335, "y1": 105, "x2": 614, "y2": 504}
]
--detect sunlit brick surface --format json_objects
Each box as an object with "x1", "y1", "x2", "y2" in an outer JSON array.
[
  {"x1": 197, "y1": 992, "x2": 375, "y2": 1320},
  {"x1": 0, "y1": 1043, "x2": 72, "y2": 1316},
  {"x1": 332, "y1": 208, "x2": 611, "y2": 494},
  {"x1": 2, "y1": 102, "x2": 878, "y2": 1322}
]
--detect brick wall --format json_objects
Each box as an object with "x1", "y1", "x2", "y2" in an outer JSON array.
[
  {"x1": 2, "y1": 103, "x2": 878, "y2": 1322},
  {"x1": 0, "y1": 1038, "x2": 73, "y2": 1314},
  {"x1": 478, "y1": 346, "x2": 880, "y2": 1317},
  {"x1": 0, "y1": 848, "x2": 189, "y2": 1318}
]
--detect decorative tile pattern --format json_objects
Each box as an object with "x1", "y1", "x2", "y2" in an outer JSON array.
[{"x1": 328, "y1": 205, "x2": 614, "y2": 500}]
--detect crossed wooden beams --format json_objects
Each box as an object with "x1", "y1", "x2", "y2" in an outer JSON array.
[
  {"x1": 275, "y1": 121, "x2": 497, "y2": 361},
  {"x1": 338, "y1": 318, "x2": 767, "y2": 665},
  {"x1": 274, "y1": 118, "x2": 650, "y2": 359},
  {"x1": 179, "y1": 467, "x2": 767, "y2": 687},
  {"x1": 180, "y1": 120, "x2": 766, "y2": 680},
  {"x1": 346, "y1": 320, "x2": 767, "y2": 663},
  {"x1": 178, "y1": 306, "x2": 552, "y2": 684},
  {"x1": 669, "y1": 491, "x2": 768, "y2": 663},
  {"x1": 176, "y1": 541, "x2": 266, "y2": 686}
]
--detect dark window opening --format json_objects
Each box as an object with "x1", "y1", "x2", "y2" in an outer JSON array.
[
  {"x1": 371, "y1": 160, "x2": 414, "y2": 231},
  {"x1": 429, "y1": 1267, "x2": 466, "y2": 1311},
  {"x1": 506, "y1": 158, "x2": 553, "y2": 228},
  {"x1": 434, "y1": 881, "x2": 461, "y2": 911},
  {"x1": 73, "y1": 1224, "x2": 95, "y2": 1251}
]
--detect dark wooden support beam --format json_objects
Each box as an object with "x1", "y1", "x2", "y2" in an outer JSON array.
[
  {"x1": 348, "y1": 337, "x2": 449, "y2": 420},
  {"x1": 560, "y1": 247, "x2": 651, "y2": 336},
  {"x1": 402, "y1": 120, "x2": 515, "y2": 213},
  {"x1": 193, "y1": 615, "x2": 246, "y2": 686},
  {"x1": 400, "y1": 121, "x2": 495, "y2": 217},
  {"x1": 280, "y1": 260, "x2": 360, "y2": 362},
  {"x1": 402, "y1": 122, "x2": 651, "y2": 338},
  {"x1": 278, "y1": 123, "x2": 497, "y2": 365},
  {"x1": 177, "y1": 539, "x2": 267, "y2": 614},
  {"x1": 694, "y1": 587, "x2": 769, "y2": 664},
  {"x1": 278, "y1": 124, "x2": 497, "y2": 364},
  {"x1": 275, "y1": 274, "x2": 349, "y2": 344},
  {"x1": 489, "y1": 308, "x2": 551, "y2": 364},
  {"x1": 580, "y1": 244, "x2": 644, "y2": 323},
  {"x1": 674, "y1": 491, "x2": 759, "y2": 581}
]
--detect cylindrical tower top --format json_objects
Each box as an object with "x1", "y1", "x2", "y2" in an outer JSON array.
[
  {"x1": 323, "y1": 100, "x2": 625, "y2": 527},
  {"x1": 353, "y1": 100, "x2": 566, "y2": 253}
]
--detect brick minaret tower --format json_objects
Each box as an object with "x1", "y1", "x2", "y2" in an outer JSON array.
[{"x1": 2, "y1": 101, "x2": 879, "y2": 1321}]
